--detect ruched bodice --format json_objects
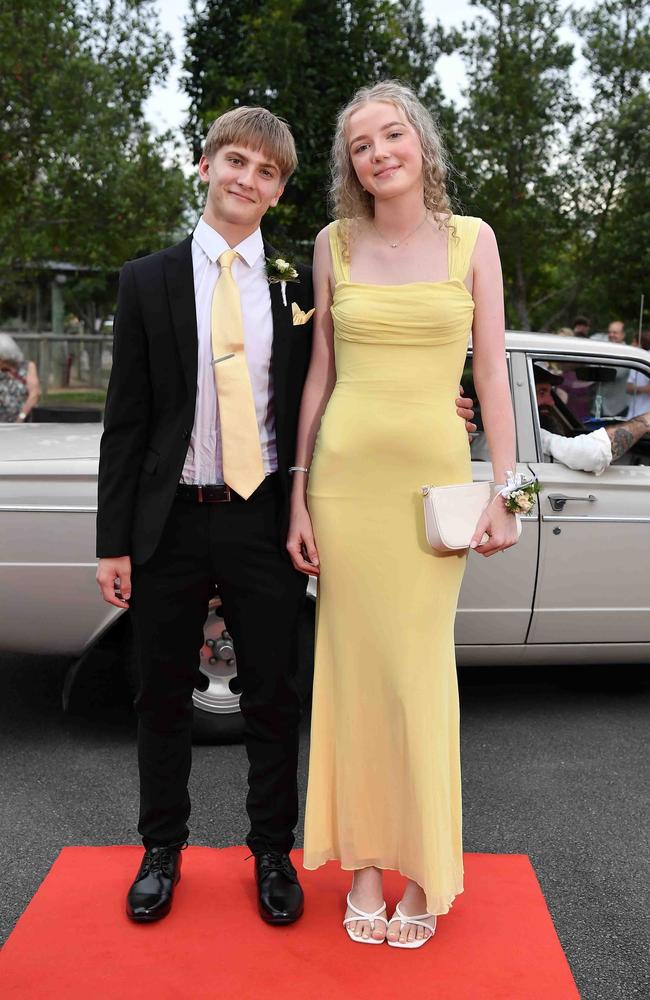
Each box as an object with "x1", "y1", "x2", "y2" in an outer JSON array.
[
  {"x1": 303, "y1": 215, "x2": 482, "y2": 915},
  {"x1": 330, "y1": 215, "x2": 478, "y2": 345}
]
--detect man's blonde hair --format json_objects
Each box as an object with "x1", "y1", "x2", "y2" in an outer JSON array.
[{"x1": 203, "y1": 106, "x2": 298, "y2": 182}]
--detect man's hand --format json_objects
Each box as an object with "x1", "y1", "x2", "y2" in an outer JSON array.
[
  {"x1": 96, "y1": 556, "x2": 132, "y2": 608},
  {"x1": 456, "y1": 385, "x2": 477, "y2": 435}
]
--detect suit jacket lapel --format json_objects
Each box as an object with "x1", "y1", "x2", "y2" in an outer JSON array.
[
  {"x1": 163, "y1": 235, "x2": 197, "y2": 393},
  {"x1": 265, "y1": 239, "x2": 292, "y2": 433}
]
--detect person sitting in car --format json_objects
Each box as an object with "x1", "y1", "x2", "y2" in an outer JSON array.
[{"x1": 534, "y1": 363, "x2": 650, "y2": 474}]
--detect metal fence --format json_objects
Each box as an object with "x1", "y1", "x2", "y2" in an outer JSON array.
[{"x1": 2, "y1": 332, "x2": 114, "y2": 395}]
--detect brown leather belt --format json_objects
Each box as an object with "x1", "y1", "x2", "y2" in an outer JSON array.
[
  {"x1": 175, "y1": 484, "x2": 232, "y2": 503},
  {"x1": 175, "y1": 474, "x2": 278, "y2": 504}
]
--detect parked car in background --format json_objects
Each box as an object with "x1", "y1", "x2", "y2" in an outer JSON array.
[{"x1": 1, "y1": 333, "x2": 649, "y2": 741}]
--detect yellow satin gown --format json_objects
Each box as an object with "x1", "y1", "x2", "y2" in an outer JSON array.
[{"x1": 303, "y1": 215, "x2": 482, "y2": 915}]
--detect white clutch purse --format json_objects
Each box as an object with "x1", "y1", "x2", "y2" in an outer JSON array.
[{"x1": 420, "y1": 481, "x2": 522, "y2": 552}]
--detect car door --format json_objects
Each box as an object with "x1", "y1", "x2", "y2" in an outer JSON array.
[
  {"x1": 455, "y1": 350, "x2": 539, "y2": 644},
  {"x1": 526, "y1": 353, "x2": 650, "y2": 643}
]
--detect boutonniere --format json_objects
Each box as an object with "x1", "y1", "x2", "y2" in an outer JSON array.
[
  {"x1": 266, "y1": 256, "x2": 299, "y2": 306},
  {"x1": 291, "y1": 301, "x2": 315, "y2": 326}
]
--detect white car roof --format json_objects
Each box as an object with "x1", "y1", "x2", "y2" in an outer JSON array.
[
  {"x1": 0, "y1": 423, "x2": 102, "y2": 463},
  {"x1": 503, "y1": 330, "x2": 649, "y2": 362}
]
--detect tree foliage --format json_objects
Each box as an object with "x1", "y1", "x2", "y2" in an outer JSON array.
[
  {"x1": 2, "y1": 0, "x2": 646, "y2": 333},
  {"x1": 449, "y1": 0, "x2": 579, "y2": 330},
  {"x1": 0, "y1": 0, "x2": 191, "y2": 322},
  {"x1": 183, "y1": 0, "x2": 450, "y2": 252},
  {"x1": 570, "y1": 0, "x2": 650, "y2": 326}
]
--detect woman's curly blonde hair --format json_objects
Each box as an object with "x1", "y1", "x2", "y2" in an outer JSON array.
[{"x1": 330, "y1": 80, "x2": 453, "y2": 228}]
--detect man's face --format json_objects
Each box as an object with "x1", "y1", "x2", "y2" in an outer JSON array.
[
  {"x1": 199, "y1": 145, "x2": 285, "y2": 229},
  {"x1": 608, "y1": 322, "x2": 625, "y2": 343},
  {"x1": 573, "y1": 323, "x2": 590, "y2": 338},
  {"x1": 536, "y1": 382, "x2": 556, "y2": 413}
]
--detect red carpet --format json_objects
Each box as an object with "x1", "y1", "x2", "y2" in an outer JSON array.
[{"x1": 0, "y1": 847, "x2": 579, "y2": 999}]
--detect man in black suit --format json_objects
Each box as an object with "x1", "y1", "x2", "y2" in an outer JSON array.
[{"x1": 96, "y1": 107, "x2": 313, "y2": 924}]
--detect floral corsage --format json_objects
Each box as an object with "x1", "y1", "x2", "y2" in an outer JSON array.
[
  {"x1": 494, "y1": 470, "x2": 540, "y2": 514},
  {"x1": 265, "y1": 256, "x2": 299, "y2": 284}
]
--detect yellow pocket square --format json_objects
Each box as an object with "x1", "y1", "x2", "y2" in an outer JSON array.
[{"x1": 291, "y1": 302, "x2": 315, "y2": 326}]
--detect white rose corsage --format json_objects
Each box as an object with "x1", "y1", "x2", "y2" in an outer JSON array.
[{"x1": 493, "y1": 470, "x2": 540, "y2": 514}]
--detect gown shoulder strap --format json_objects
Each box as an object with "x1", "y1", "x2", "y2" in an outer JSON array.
[
  {"x1": 448, "y1": 215, "x2": 483, "y2": 284},
  {"x1": 328, "y1": 220, "x2": 350, "y2": 285}
]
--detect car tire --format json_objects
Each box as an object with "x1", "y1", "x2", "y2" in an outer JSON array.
[{"x1": 122, "y1": 595, "x2": 315, "y2": 745}]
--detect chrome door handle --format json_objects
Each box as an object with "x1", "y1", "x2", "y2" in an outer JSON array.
[{"x1": 548, "y1": 493, "x2": 597, "y2": 512}]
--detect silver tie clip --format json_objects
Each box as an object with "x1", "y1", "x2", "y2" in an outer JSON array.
[{"x1": 212, "y1": 353, "x2": 235, "y2": 365}]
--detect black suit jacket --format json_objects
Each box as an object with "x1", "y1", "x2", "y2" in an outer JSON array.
[{"x1": 96, "y1": 233, "x2": 314, "y2": 564}]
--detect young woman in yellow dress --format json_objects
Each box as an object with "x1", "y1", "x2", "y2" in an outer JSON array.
[{"x1": 287, "y1": 81, "x2": 519, "y2": 948}]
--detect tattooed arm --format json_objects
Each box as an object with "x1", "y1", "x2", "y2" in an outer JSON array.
[
  {"x1": 540, "y1": 412, "x2": 650, "y2": 474},
  {"x1": 606, "y1": 413, "x2": 650, "y2": 462}
]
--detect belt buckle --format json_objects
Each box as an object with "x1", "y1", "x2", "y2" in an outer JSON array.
[{"x1": 196, "y1": 484, "x2": 231, "y2": 503}]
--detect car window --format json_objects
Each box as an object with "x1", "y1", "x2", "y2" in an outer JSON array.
[
  {"x1": 461, "y1": 353, "x2": 514, "y2": 462},
  {"x1": 531, "y1": 356, "x2": 650, "y2": 467}
]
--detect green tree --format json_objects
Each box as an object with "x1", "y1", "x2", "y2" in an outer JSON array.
[
  {"x1": 182, "y1": 0, "x2": 450, "y2": 254},
  {"x1": 569, "y1": 0, "x2": 650, "y2": 329},
  {"x1": 449, "y1": 0, "x2": 579, "y2": 330},
  {"x1": 0, "y1": 0, "x2": 191, "y2": 324}
]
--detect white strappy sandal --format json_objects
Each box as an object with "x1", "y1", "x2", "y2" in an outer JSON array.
[
  {"x1": 386, "y1": 902, "x2": 437, "y2": 949},
  {"x1": 343, "y1": 892, "x2": 389, "y2": 945}
]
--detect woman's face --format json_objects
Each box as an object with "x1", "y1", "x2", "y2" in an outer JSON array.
[{"x1": 346, "y1": 101, "x2": 423, "y2": 203}]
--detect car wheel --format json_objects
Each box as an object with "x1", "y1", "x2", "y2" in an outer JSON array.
[
  {"x1": 192, "y1": 594, "x2": 316, "y2": 743},
  {"x1": 191, "y1": 595, "x2": 245, "y2": 743},
  {"x1": 123, "y1": 593, "x2": 315, "y2": 745}
]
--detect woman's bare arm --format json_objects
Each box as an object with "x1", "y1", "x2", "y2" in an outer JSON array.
[
  {"x1": 290, "y1": 227, "x2": 337, "y2": 509},
  {"x1": 286, "y1": 226, "x2": 337, "y2": 574},
  {"x1": 469, "y1": 222, "x2": 518, "y2": 555},
  {"x1": 470, "y1": 223, "x2": 516, "y2": 485},
  {"x1": 22, "y1": 360, "x2": 41, "y2": 416}
]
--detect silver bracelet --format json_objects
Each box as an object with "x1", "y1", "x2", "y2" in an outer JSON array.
[{"x1": 288, "y1": 466, "x2": 309, "y2": 474}]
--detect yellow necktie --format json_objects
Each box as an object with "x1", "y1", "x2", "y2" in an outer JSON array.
[{"x1": 211, "y1": 249, "x2": 264, "y2": 498}]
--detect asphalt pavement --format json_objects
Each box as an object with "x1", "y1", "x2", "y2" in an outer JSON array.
[{"x1": 1, "y1": 651, "x2": 648, "y2": 999}]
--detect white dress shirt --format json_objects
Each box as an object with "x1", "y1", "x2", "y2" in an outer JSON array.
[
  {"x1": 540, "y1": 427, "x2": 612, "y2": 475},
  {"x1": 181, "y1": 217, "x2": 277, "y2": 485},
  {"x1": 626, "y1": 368, "x2": 650, "y2": 419}
]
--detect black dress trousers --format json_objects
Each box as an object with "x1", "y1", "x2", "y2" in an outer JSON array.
[{"x1": 129, "y1": 475, "x2": 307, "y2": 854}]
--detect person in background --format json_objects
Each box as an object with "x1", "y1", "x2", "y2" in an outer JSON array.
[
  {"x1": 572, "y1": 315, "x2": 591, "y2": 338},
  {"x1": 556, "y1": 326, "x2": 574, "y2": 337},
  {"x1": 591, "y1": 319, "x2": 626, "y2": 344},
  {"x1": 535, "y1": 363, "x2": 649, "y2": 473},
  {"x1": 0, "y1": 334, "x2": 41, "y2": 423},
  {"x1": 626, "y1": 331, "x2": 650, "y2": 418},
  {"x1": 587, "y1": 321, "x2": 630, "y2": 415}
]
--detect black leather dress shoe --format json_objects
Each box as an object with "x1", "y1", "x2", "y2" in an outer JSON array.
[
  {"x1": 254, "y1": 851, "x2": 304, "y2": 924},
  {"x1": 126, "y1": 846, "x2": 182, "y2": 923}
]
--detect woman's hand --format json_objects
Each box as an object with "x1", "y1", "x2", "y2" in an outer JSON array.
[
  {"x1": 470, "y1": 496, "x2": 519, "y2": 557},
  {"x1": 287, "y1": 502, "x2": 320, "y2": 575}
]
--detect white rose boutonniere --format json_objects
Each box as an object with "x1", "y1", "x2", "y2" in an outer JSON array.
[
  {"x1": 266, "y1": 256, "x2": 300, "y2": 306},
  {"x1": 266, "y1": 257, "x2": 299, "y2": 283}
]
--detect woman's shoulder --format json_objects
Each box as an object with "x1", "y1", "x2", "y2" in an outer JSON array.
[{"x1": 317, "y1": 218, "x2": 354, "y2": 238}]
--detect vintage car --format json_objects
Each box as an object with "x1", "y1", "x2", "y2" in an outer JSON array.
[{"x1": 1, "y1": 332, "x2": 649, "y2": 741}]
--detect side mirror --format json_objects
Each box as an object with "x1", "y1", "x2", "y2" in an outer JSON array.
[{"x1": 574, "y1": 366, "x2": 617, "y2": 383}]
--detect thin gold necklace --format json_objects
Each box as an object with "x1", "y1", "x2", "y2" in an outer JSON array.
[{"x1": 372, "y1": 213, "x2": 428, "y2": 249}]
